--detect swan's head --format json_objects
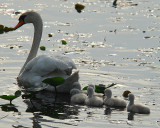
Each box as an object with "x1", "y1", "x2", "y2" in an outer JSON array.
[
  {"x1": 128, "y1": 93, "x2": 135, "y2": 101},
  {"x1": 13, "y1": 11, "x2": 42, "y2": 30},
  {"x1": 104, "y1": 89, "x2": 112, "y2": 98}
]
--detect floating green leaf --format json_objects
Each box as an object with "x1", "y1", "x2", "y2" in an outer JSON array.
[
  {"x1": 95, "y1": 85, "x2": 106, "y2": 93},
  {"x1": 42, "y1": 77, "x2": 65, "y2": 87},
  {"x1": 0, "y1": 24, "x2": 13, "y2": 34},
  {"x1": 83, "y1": 83, "x2": 116, "y2": 93},
  {"x1": 61, "y1": 40, "x2": 67, "y2": 45},
  {"x1": 82, "y1": 84, "x2": 105, "y2": 93},
  {"x1": 48, "y1": 33, "x2": 53, "y2": 37},
  {"x1": 75, "y1": 3, "x2": 85, "y2": 13},
  {"x1": 15, "y1": 90, "x2": 21, "y2": 97},
  {"x1": 0, "y1": 95, "x2": 17, "y2": 101},
  {"x1": 0, "y1": 90, "x2": 22, "y2": 104},
  {"x1": 82, "y1": 86, "x2": 88, "y2": 90},
  {"x1": 40, "y1": 46, "x2": 46, "y2": 51}
]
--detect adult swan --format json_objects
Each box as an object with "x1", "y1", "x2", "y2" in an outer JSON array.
[{"x1": 13, "y1": 11, "x2": 80, "y2": 93}]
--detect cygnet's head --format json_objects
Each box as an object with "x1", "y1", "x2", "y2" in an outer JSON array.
[
  {"x1": 70, "y1": 88, "x2": 80, "y2": 96},
  {"x1": 128, "y1": 93, "x2": 135, "y2": 101},
  {"x1": 72, "y1": 82, "x2": 81, "y2": 90},
  {"x1": 88, "y1": 84, "x2": 95, "y2": 90},
  {"x1": 87, "y1": 86, "x2": 94, "y2": 98},
  {"x1": 104, "y1": 89, "x2": 112, "y2": 98}
]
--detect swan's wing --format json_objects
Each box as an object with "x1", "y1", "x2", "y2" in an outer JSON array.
[
  {"x1": 18, "y1": 55, "x2": 78, "y2": 90},
  {"x1": 54, "y1": 55, "x2": 77, "y2": 69},
  {"x1": 22, "y1": 55, "x2": 76, "y2": 76}
]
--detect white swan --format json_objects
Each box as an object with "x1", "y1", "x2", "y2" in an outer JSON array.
[
  {"x1": 127, "y1": 93, "x2": 150, "y2": 114},
  {"x1": 104, "y1": 89, "x2": 126, "y2": 108},
  {"x1": 85, "y1": 87, "x2": 103, "y2": 107},
  {"x1": 70, "y1": 88, "x2": 87, "y2": 105},
  {"x1": 13, "y1": 11, "x2": 80, "y2": 92}
]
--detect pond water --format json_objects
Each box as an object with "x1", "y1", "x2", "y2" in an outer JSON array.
[{"x1": 0, "y1": 0, "x2": 160, "y2": 127}]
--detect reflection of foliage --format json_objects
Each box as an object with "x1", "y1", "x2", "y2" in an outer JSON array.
[
  {"x1": 83, "y1": 83, "x2": 116, "y2": 93},
  {"x1": 25, "y1": 100, "x2": 79, "y2": 119},
  {"x1": 0, "y1": 90, "x2": 21, "y2": 104},
  {"x1": 23, "y1": 90, "x2": 79, "y2": 120},
  {"x1": 0, "y1": 104, "x2": 18, "y2": 112}
]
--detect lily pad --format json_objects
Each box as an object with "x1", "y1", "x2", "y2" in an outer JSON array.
[
  {"x1": 61, "y1": 40, "x2": 67, "y2": 45},
  {"x1": 0, "y1": 90, "x2": 21, "y2": 104},
  {"x1": 15, "y1": 90, "x2": 21, "y2": 97},
  {"x1": 83, "y1": 83, "x2": 116, "y2": 93},
  {"x1": 0, "y1": 95, "x2": 17, "y2": 101},
  {"x1": 83, "y1": 84, "x2": 105, "y2": 93},
  {"x1": 42, "y1": 77, "x2": 65, "y2": 87},
  {"x1": 75, "y1": 3, "x2": 85, "y2": 13},
  {"x1": 95, "y1": 85, "x2": 106, "y2": 93},
  {"x1": 40, "y1": 46, "x2": 46, "y2": 51}
]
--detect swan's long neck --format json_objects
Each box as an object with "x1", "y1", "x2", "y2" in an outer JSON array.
[{"x1": 19, "y1": 17, "x2": 43, "y2": 75}]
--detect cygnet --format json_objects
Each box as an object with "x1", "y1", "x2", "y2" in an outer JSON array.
[
  {"x1": 104, "y1": 89, "x2": 126, "y2": 108},
  {"x1": 85, "y1": 87, "x2": 103, "y2": 107},
  {"x1": 127, "y1": 93, "x2": 150, "y2": 114},
  {"x1": 70, "y1": 88, "x2": 87, "y2": 105}
]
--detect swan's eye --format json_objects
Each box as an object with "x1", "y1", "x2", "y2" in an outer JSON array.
[{"x1": 19, "y1": 15, "x2": 27, "y2": 21}]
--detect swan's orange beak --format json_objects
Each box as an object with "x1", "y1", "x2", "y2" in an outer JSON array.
[{"x1": 13, "y1": 19, "x2": 24, "y2": 30}]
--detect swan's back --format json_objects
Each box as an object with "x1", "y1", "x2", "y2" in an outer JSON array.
[
  {"x1": 23, "y1": 55, "x2": 76, "y2": 76},
  {"x1": 18, "y1": 55, "x2": 78, "y2": 91}
]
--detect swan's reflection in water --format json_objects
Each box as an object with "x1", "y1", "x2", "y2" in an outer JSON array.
[{"x1": 22, "y1": 90, "x2": 81, "y2": 120}]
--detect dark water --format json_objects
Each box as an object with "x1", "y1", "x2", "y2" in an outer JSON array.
[{"x1": 0, "y1": 0, "x2": 160, "y2": 127}]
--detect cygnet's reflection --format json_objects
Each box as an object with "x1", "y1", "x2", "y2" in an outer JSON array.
[{"x1": 128, "y1": 112, "x2": 135, "y2": 120}]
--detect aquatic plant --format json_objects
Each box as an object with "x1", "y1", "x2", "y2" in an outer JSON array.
[
  {"x1": 40, "y1": 46, "x2": 46, "y2": 51},
  {"x1": 0, "y1": 24, "x2": 13, "y2": 34},
  {"x1": 42, "y1": 77, "x2": 65, "y2": 94},
  {"x1": 83, "y1": 83, "x2": 116, "y2": 93},
  {"x1": 61, "y1": 40, "x2": 67, "y2": 45},
  {"x1": 0, "y1": 90, "x2": 21, "y2": 104}
]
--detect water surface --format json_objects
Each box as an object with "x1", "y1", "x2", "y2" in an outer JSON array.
[{"x1": 0, "y1": 0, "x2": 160, "y2": 127}]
